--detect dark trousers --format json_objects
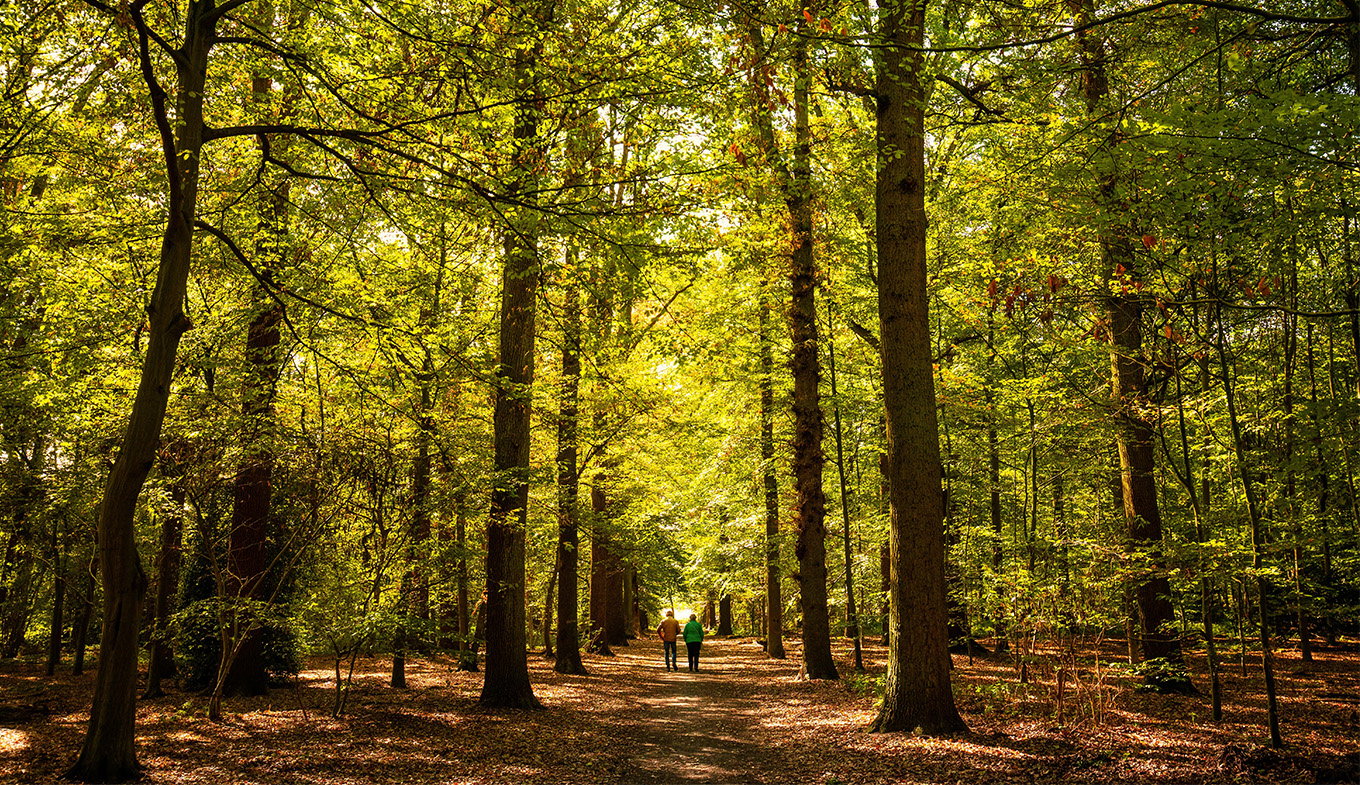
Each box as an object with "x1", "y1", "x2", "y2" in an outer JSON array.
[
  {"x1": 686, "y1": 641, "x2": 701, "y2": 671},
  {"x1": 663, "y1": 640, "x2": 678, "y2": 669}
]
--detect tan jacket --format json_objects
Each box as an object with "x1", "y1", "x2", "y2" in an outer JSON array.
[{"x1": 657, "y1": 617, "x2": 681, "y2": 642}]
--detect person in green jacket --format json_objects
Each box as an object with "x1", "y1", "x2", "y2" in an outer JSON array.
[{"x1": 682, "y1": 613, "x2": 704, "y2": 672}]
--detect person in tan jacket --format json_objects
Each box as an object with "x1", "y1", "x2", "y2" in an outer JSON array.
[{"x1": 657, "y1": 610, "x2": 681, "y2": 671}]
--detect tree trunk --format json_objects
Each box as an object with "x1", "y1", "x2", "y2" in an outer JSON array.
[
  {"x1": 828, "y1": 299, "x2": 863, "y2": 671},
  {"x1": 869, "y1": 0, "x2": 966, "y2": 735},
  {"x1": 72, "y1": 560, "x2": 96, "y2": 677},
  {"x1": 1306, "y1": 324, "x2": 1335, "y2": 645},
  {"x1": 759, "y1": 285, "x2": 785, "y2": 659},
  {"x1": 144, "y1": 465, "x2": 185, "y2": 698},
  {"x1": 717, "y1": 594, "x2": 733, "y2": 636},
  {"x1": 455, "y1": 497, "x2": 475, "y2": 671},
  {"x1": 986, "y1": 317, "x2": 1007, "y2": 654},
  {"x1": 222, "y1": 61, "x2": 294, "y2": 699},
  {"x1": 785, "y1": 11, "x2": 836, "y2": 682},
  {"x1": 1068, "y1": 0, "x2": 1179, "y2": 668},
  {"x1": 1213, "y1": 263, "x2": 1283, "y2": 748},
  {"x1": 45, "y1": 545, "x2": 65, "y2": 677},
  {"x1": 479, "y1": 33, "x2": 545, "y2": 709},
  {"x1": 69, "y1": 5, "x2": 210, "y2": 778}
]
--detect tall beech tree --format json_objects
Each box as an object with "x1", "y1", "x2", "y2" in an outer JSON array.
[
  {"x1": 554, "y1": 266, "x2": 588, "y2": 675},
  {"x1": 479, "y1": 0, "x2": 553, "y2": 710},
  {"x1": 759, "y1": 284, "x2": 785, "y2": 659},
  {"x1": 67, "y1": 1, "x2": 215, "y2": 777},
  {"x1": 870, "y1": 0, "x2": 966, "y2": 735},
  {"x1": 1067, "y1": 0, "x2": 1182, "y2": 676},
  {"x1": 739, "y1": 0, "x2": 835, "y2": 678}
]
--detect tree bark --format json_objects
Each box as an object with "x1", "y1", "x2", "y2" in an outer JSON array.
[
  {"x1": 144, "y1": 462, "x2": 185, "y2": 698},
  {"x1": 479, "y1": 25, "x2": 547, "y2": 708},
  {"x1": 69, "y1": 3, "x2": 210, "y2": 778},
  {"x1": 869, "y1": 0, "x2": 966, "y2": 735},
  {"x1": 785, "y1": 9, "x2": 836, "y2": 683},
  {"x1": 759, "y1": 285, "x2": 785, "y2": 659},
  {"x1": 828, "y1": 299, "x2": 863, "y2": 672},
  {"x1": 72, "y1": 559, "x2": 96, "y2": 677},
  {"x1": 1068, "y1": 0, "x2": 1179, "y2": 668}
]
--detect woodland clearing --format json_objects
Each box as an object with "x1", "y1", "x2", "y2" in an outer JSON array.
[{"x1": 2, "y1": 636, "x2": 1357, "y2": 784}]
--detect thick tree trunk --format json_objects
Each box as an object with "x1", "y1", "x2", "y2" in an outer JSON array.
[
  {"x1": 786, "y1": 14, "x2": 836, "y2": 683},
  {"x1": 869, "y1": 0, "x2": 966, "y2": 735},
  {"x1": 717, "y1": 595, "x2": 733, "y2": 636},
  {"x1": 479, "y1": 34, "x2": 545, "y2": 709},
  {"x1": 69, "y1": 6, "x2": 210, "y2": 778},
  {"x1": 223, "y1": 63, "x2": 293, "y2": 698}
]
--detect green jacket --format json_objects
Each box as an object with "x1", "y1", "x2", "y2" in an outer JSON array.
[{"x1": 682, "y1": 620, "x2": 704, "y2": 643}]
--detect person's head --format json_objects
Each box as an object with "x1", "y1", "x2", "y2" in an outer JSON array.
[
  {"x1": 689, "y1": 613, "x2": 697, "y2": 621},
  {"x1": 665, "y1": 610, "x2": 674, "y2": 617}
]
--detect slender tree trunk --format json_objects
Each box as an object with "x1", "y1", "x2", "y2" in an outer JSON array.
[
  {"x1": 542, "y1": 546, "x2": 558, "y2": 658},
  {"x1": 554, "y1": 254, "x2": 589, "y2": 672},
  {"x1": 395, "y1": 284, "x2": 440, "y2": 687},
  {"x1": 1306, "y1": 324, "x2": 1335, "y2": 643},
  {"x1": 869, "y1": 0, "x2": 966, "y2": 735},
  {"x1": 1213, "y1": 259, "x2": 1283, "y2": 748},
  {"x1": 144, "y1": 466, "x2": 185, "y2": 698},
  {"x1": 1281, "y1": 248, "x2": 1311, "y2": 662},
  {"x1": 1173, "y1": 320, "x2": 1221, "y2": 720},
  {"x1": 828, "y1": 299, "x2": 863, "y2": 672},
  {"x1": 987, "y1": 318, "x2": 1006, "y2": 653},
  {"x1": 759, "y1": 285, "x2": 785, "y2": 659},
  {"x1": 72, "y1": 559, "x2": 96, "y2": 677},
  {"x1": 455, "y1": 497, "x2": 475, "y2": 671},
  {"x1": 69, "y1": 5, "x2": 211, "y2": 778},
  {"x1": 45, "y1": 542, "x2": 65, "y2": 677}
]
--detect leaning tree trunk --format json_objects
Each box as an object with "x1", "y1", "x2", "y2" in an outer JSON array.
[
  {"x1": 869, "y1": 0, "x2": 967, "y2": 736},
  {"x1": 69, "y1": 4, "x2": 211, "y2": 779}
]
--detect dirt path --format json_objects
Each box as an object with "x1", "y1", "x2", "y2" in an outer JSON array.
[
  {"x1": 4, "y1": 635, "x2": 1358, "y2": 784},
  {"x1": 614, "y1": 638, "x2": 776, "y2": 784}
]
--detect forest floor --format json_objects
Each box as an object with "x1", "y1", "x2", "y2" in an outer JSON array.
[{"x1": 2, "y1": 635, "x2": 1358, "y2": 784}]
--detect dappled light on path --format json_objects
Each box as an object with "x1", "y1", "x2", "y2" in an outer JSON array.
[{"x1": 2, "y1": 635, "x2": 1358, "y2": 783}]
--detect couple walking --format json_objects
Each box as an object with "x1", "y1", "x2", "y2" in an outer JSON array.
[{"x1": 657, "y1": 610, "x2": 704, "y2": 672}]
